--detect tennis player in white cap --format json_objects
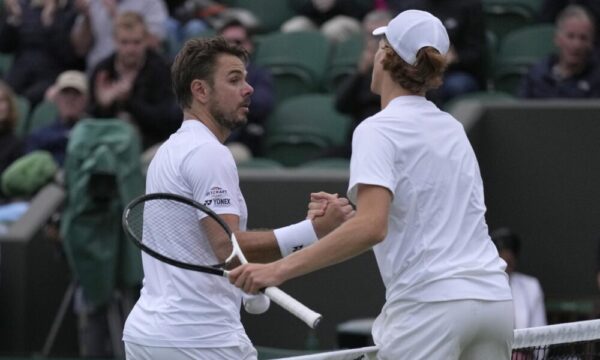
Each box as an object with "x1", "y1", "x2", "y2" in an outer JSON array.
[{"x1": 230, "y1": 10, "x2": 514, "y2": 360}]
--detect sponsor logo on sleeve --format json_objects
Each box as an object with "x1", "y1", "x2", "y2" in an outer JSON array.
[{"x1": 203, "y1": 186, "x2": 232, "y2": 207}]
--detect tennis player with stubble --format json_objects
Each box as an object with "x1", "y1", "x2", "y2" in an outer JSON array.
[
  {"x1": 122, "y1": 37, "x2": 353, "y2": 360},
  {"x1": 230, "y1": 10, "x2": 515, "y2": 360}
]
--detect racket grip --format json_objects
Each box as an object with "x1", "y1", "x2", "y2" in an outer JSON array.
[{"x1": 264, "y1": 286, "x2": 322, "y2": 329}]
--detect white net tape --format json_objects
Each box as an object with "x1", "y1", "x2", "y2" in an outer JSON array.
[{"x1": 278, "y1": 319, "x2": 600, "y2": 359}]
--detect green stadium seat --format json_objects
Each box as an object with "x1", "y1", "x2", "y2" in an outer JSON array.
[
  {"x1": 27, "y1": 100, "x2": 58, "y2": 134},
  {"x1": 14, "y1": 95, "x2": 31, "y2": 137},
  {"x1": 0, "y1": 52, "x2": 13, "y2": 77},
  {"x1": 483, "y1": 0, "x2": 537, "y2": 42},
  {"x1": 325, "y1": 34, "x2": 364, "y2": 90},
  {"x1": 493, "y1": 24, "x2": 556, "y2": 94},
  {"x1": 227, "y1": 0, "x2": 295, "y2": 33},
  {"x1": 264, "y1": 94, "x2": 352, "y2": 167},
  {"x1": 254, "y1": 31, "x2": 330, "y2": 103}
]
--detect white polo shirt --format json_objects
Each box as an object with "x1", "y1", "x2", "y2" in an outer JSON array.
[
  {"x1": 123, "y1": 120, "x2": 248, "y2": 348},
  {"x1": 348, "y1": 96, "x2": 512, "y2": 304}
]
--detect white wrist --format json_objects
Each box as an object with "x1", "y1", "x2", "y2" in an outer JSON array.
[{"x1": 274, "y1": 219, "x2": 318, "y2": 257}]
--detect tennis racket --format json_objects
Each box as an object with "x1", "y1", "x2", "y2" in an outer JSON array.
[{"x1": 122, "y1": 192, "x2": 322, "y2": 328}]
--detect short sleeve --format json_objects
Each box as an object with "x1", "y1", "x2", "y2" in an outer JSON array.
[
  {"x1": 347, "y1": 122, "x2": 397, "y2": 203},
  {"x1": 181, "y1": 143, "x2": 241, "y2": 217}
]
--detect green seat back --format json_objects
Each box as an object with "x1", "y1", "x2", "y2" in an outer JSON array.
[
  {"x1": 0, "y1": 52, "x2": 13, "y2": 77},
  {"x1": 28, "y1": 100, "x2": 59, "y2": 134},
  {"x1": 255, "y1": 31, "x2": 330, "y2": 102},
  {"x1": 493, "y1": 24, "x2": 556, "y2": 94},
  {"x1": 326, "y1": 34, "x2": 363, "y2": 90},
  {"x1": 229, "y1": 0, "x2": 295, "y2": 33},
  {"x1": 14, "y1": 96, "x2": 31, "y2": 137},
  {"x1": 483, "y1": 0, "x2": 538, "y2": 42},
  {"x1": 265, "y1": 94, "x2": 351, "y2": 166}
]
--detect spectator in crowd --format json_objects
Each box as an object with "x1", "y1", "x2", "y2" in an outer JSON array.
[
  {"x1": 0, "y1": 80, "x2": 23, "y2": 191},
  {"x1": 388, "y1": 0, "x2": 486, "y2": 106},
  {"x1": 333, "y1": 9, "x2": 392, "y2": 158},
  {"x1": 282, "y1": 0, "x2": 373, "y2": 43},
  {"x1": 164, "y1": 0, "x2": 214, "y2": 59},
  {"x1": 25, "y1": 70, "x2": 88, "y2": 166},
  {"x1": 70, "y1": 0, "x2": 168, "y2": 73},
  {"x1": 518, "y1": 5, "x2": 600, "y2": 99},
  {"x1": 0, "y1": 0, "x2": 82, "y2": 107},
  {"x1": 88, "y1": 11, "x2": 181, "y2": 150},
  {"x1": 539, "y1": 0, "x2": 600, "y2": 46},
  {"x1": 217, "y1": 18, "x2": 275, "y2": 157},
  {"x1": 491, "y1": 227, "x2": 547, "y2": 329}
]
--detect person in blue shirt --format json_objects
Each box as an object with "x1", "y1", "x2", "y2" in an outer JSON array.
[
  {"x1": 519, "y1": 5, "x2": 600, "y2": 99},
  {"x1": 25, "y1": 70, "x2": 88, "y2": 166}
]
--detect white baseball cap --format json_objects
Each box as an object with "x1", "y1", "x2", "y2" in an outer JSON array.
[
  {"x1": 54, "y1": 70, "x2": 88, "y2": 95},
  {"x1": 372, "y1": 9, "x2": 450, "y2": 65}
]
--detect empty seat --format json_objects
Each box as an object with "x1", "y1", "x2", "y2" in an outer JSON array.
[
  {"x1": 254, "y1": 31, "x2": 330, "y2": 103},
  {"x1": 14, "y1": 95, "x2": 31, "y2": 137},
  {"x1": 326, "y1": 34, "x2": 363, "y2": 90},
  {"x1": 264, "y1": 94, "x2": 351, "y2": 167},
  {"x1": 483, "y1": 0, "x2": 538, "y2": 42}
]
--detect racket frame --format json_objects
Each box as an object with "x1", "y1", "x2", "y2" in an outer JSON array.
[{"x1": 123, "y1": 192, "x2": 322, "y2": 328}]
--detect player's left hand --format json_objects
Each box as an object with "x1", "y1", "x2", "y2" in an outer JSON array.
[{"x1": 229, "y1": 262, "x2": 283, "y2": 294}]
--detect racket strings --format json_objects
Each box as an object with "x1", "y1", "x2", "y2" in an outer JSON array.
[{"x1": 127, "y1": 198, "x2": 230, "y2": 267}]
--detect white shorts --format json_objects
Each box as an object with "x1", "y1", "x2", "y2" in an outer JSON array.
[
  {"x1": 125, "y1": 335, "x2": 257, "y2": 360},
  {"x1": 372, "y1": 299, "x2": 514, "y2": 360}
]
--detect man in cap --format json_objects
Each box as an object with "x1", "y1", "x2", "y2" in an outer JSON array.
[{"x1": 25, "y1": 70, "x2": 89, "y2": 166}]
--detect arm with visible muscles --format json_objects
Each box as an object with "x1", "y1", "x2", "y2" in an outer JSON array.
[
  {"x1": 229, "y1": 184, "x2": 391, "y2": 294},
  {"x1": 223, "y1": 195, "x2": 354, "y2": 263}
]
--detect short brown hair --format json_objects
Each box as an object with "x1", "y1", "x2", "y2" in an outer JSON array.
[
  {"x1": 381, "y1": 40, "x2": 447, "y2": 93},
  {"x1": 0, "y1": 80, "x2": 19, "y2": 132},
  {"x1": 114, "y1": 11, "x2": 147, "y2": 35},
  {"x1": 171, "y1": 36, "x2": 248, "y2": 110}
]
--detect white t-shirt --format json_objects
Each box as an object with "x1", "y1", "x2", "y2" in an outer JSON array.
[
  {"x1": 348, "y1": 96, "x2": 512, "y2": 304},
  {"x1": 123, "y1": 120, "x2": 248, "y2": 348},
  {"x1": 510, "y1": 272, "x2": 547, "y2": 329}
]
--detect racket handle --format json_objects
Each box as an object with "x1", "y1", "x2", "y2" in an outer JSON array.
[{"x1": 264, "y1": 286, "x2": 322, "y2": 329}]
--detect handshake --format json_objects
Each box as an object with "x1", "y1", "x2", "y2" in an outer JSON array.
[{"x1": 243, "y1": 192, "x2": 354, "y2": 314}]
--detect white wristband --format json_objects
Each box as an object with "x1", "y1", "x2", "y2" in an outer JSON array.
[{"x1": 274, "y1": 219, "x2": 318, "y2": 257}]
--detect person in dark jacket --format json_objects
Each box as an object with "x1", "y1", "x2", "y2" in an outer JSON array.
[
  {"x1": 539, "y1": 0, "x2": 600, "y2": 47},
  {"x1": 89, "y1": 11, "x2": 181, "y2": 150},
  {"x1": 0, "y1": 80, "x2": 23, "y2": 202},
  {"x1": 519, "y1": 5, "x2": 600, "y2": 99},
  {"x1": 0, "y1": 0, "x2": 82, "y2": 107}
]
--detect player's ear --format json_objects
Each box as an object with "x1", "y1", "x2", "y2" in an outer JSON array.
[{"x1": 190, "y1": 79, "x2": 211, "y2": 104}]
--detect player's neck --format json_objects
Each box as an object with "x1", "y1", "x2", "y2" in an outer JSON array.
[
  {"x1": 379, "y1": 79, "x2": 423, "y2": 108},
  {"x1": 184, "y1": 107, "x2": 230, "y2": 143}
]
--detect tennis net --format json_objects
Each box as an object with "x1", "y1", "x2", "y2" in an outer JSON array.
[{"x1": 278, "y1": 319, "x2": 600, "y2": 359}]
